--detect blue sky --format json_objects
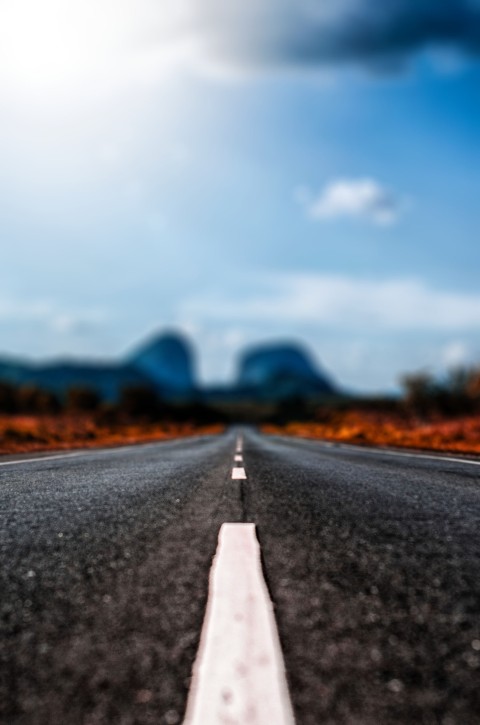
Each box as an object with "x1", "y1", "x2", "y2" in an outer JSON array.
[{"x1": 0, "y1": 0, "x2": 479, "y2": 392}]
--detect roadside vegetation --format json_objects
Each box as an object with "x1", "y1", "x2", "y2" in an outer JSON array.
[
  {"x1": 2, "y1": 365, "x2": 480, "y2": 456},
  {"x1": 0, "y1": 383, "x2": 224, "y2": 454},
  {"x1": 263, "y1": 367, "x2": 480, "y2": 455}
]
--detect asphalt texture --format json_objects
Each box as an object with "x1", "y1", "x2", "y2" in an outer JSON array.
[{"x1": 1, "y1": 429, "x2": 480, "y2": 724}]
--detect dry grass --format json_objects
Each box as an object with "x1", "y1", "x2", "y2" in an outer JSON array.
[
  {"x1": 263, "y1": 409, "x2": 480, "y2": 455},
  {"x1": 0, "y1": 414, "x2": 224, "y2": 456}
]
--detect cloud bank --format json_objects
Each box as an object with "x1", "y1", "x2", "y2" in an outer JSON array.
[
  {"x1": 182, "y1": 273, "x2": 480, "y2": 332},
  {"x1": 0, "y1": 296, "x2": 108, "y2": 335},
  {"x1": 179, "y1": 274, "x2": 480, "y2": 390},
  {"x1": 187, "y1": 0, "x2": 480, "y2": 71},
  {"x1": 2, "y1": 0, "x2": 479, "y2": 100}
]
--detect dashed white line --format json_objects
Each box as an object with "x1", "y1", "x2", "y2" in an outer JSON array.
[
  {"x1": 183, "y1": 523, "x2": 295, "y2": 725},
  {"x1": 232, "y1": 467, "x2": 247, "y2": 480},
  {"x1": 234, "y1": 454, "x2": 243, "y2": 462}
]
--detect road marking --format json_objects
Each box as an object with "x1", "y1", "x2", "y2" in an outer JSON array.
[
  {"x1": 0, "y1": 436, "x2": 211, "y2": 468},
  {"x1": 232, "y1": 467, "x2": 247, "y2": 480},
  {"x1": 0, "y1": 451, "x2": 85, "y2": 467},
  {"x1": 183, "y1": 523, "x2": 295, "y2": 725},
  {"x1": 234, "y1": 454, "x2": 243, "y2": 462},
  {"x1": 0, "y1": 446, "x2": 141, "y2": 467},
  {"x1": 236, "y1": 436, "x2": 243, "y2": 453},
  {"x1": 321, "y1": 441, "x2": 480, "y2": 468}
]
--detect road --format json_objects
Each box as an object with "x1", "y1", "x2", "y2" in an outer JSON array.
[{"x1": 1, "y1": 428, "x2": 480, "y2": 724}]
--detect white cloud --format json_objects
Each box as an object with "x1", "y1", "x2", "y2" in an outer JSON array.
[
  {"x1": 0, "y1": 296, "x2": 108, "y2": 334},
  {"x1": 304, "y1": 178, "x2": 403, "y2": 226},
  {"x1": 181, "y1": 273, "x2": 480, "y2": 332},
  {"x1": 441, "y1": 341, "x2": 472, "y2": 368}
]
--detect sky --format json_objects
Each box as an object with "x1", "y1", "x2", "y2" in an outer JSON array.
[{"x1": 0, "y1": 0, "x2": 479, "y2": 392}]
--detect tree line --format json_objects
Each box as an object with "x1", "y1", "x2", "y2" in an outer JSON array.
[
  {"x1": 400, "y1": 367, "x2": 480, "y2": 417},
  {"x1": 1, "y1": 364, "x2": 480, "y2": 423},
  {"x1": 0, "y1": 382, "x2": 223, "y2": 424}
]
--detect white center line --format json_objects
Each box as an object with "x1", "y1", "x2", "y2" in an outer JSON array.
[
  {"x1": 234, "y1": 454, "x2": 243, "y2": 462},
  {"x1": 232, "y1": 467, "x2": 247, "y2": 480},
  {"x1": 183, "y1": 523, "x2": 295, "y2": 725}
]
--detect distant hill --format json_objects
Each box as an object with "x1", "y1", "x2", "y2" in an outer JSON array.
[
  {"x1": 0, "y1": 332, "x2": 195, "y2": 402},
  {"x1": 129, "y1": 332, "x2": 195, "y2": 395},
  {"x1": 0, "y1": 358, "x2": 146, "y2": 401},
  {"x1": 0, "y1": 332, "x2": 339, "y2": 403},
  {"x1": 236, "y1": 342, "x2": 336, "y2": 401}
]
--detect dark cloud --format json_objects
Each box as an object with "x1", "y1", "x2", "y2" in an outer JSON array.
[{"x1": 192, "y1": 0, "x2": 480, "y2": 69}]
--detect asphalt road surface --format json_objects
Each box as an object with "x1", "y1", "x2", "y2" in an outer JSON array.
[{"x1": 1, "y1": 428, "x2": 480, "y2": 724}]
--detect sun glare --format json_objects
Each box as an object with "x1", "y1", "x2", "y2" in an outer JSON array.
[
  {"x1": 0, "y1": 1, "x2": 111, "y2": 90},
  {"x1": 0, "y1": 0, "x2": 181, "y2": 96}
]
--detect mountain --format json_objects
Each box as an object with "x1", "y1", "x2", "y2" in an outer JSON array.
[
  {"x1": 236, "y1": 342, "x2": 336, "y2": 400},
  {"x1": 0, "y1": 332, "x2": 338, "y2": 404},
  {"x1": 129, "y1": 332, "x2": 195, "y2": 395},
  {"x1": 0, "y1": 332, "x2": 196, "y2": 402},
  {"x1": 0, "y1": 358, "x2": 146, "y2": 401}
]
